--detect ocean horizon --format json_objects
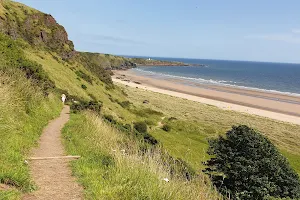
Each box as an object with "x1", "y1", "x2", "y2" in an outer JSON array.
[{"x1": 126, "y1": 56, "x2": 300, "y2": 96}]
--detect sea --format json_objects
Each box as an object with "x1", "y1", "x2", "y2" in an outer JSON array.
[{"x1": 127, "y1": 57, "x2": 300, "y2": 96}]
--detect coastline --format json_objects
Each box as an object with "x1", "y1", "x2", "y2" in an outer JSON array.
[{"x1": 112, "y1": 70, "x2": 300, "y2": 125}]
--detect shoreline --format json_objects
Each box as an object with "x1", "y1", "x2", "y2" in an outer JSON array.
[{"x1": 112, "y1": 70, "x2": 300, "y2": 125}]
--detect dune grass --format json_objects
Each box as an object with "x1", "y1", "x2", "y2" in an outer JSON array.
[
  {"x1": 0, "y1": 70, "x2": 61, "y2": 199},
  {"x1": 118, "y1": 83, "x2": 300, "y2": 174},
  {"x1": 62, "y1": 112, "x2": 223, "y2": 200}
]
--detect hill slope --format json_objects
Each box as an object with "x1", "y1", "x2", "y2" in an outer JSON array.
[
  {"x1": 1, "y1": 1, "x2": 300, "y2": 199},
  {"x1": 0, "y1": 1, "x2": 222, "y2": 199}
]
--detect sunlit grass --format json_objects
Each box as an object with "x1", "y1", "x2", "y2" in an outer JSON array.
[{"x1": 62, "y1": 113, "x2": 223, "y2": 200}]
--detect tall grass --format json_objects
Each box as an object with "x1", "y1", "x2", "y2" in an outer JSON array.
[
  {"x1": 0, "y1": 70, "x2": 61, "y2": 199},
  {"x1": 62, "y1": 113, "x2": 223, "y2": 200}
]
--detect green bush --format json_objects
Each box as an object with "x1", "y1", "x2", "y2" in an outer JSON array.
[
  {"x1": 134, "y1": 122, "x2": 147, "y2": 133},
  {"x1": 203, "y1": 125, "x2": 300, "y2": 199},
  {"x1": 103, "y1": 114, "x2": 116, "y2": 124},
  {"x1": 162, "y1": 124, "x2": 171, "y2": 132},
  {"x1": 81, "y1": 84, "x2": 87, "y2": 90},
  {"x1": 141, "y1": 132, "x2": 158, "y2": 146},
  {"x1": 118, "y1": 100, "x2": 131, "y2": 108},
  {"x1": 71, "y1": 100, "x2": 102, "y2": 114}
]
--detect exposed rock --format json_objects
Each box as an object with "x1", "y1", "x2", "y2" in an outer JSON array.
[{"x1": 0, "y1": 3, "x2": 75, "y2": 59}]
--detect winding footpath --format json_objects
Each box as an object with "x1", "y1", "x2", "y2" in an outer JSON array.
[{"x1": 23, "y1": 106, "x2": 82, "y2": 200}]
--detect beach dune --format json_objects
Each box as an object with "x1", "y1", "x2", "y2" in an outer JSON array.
[{"x1": 113, "y1": 70, "x2": 300, "y2": 125}]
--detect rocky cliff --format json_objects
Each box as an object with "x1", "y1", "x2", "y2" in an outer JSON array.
[{"x1": 0, "y1": 0, "x2": 75, "y2": 59}]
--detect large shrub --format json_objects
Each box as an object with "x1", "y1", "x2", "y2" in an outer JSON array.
[
  {"x1": 134, "y1": 122, "x2": 147, "y2": 133},
  {"x1": 203, "y1": 125, "x2": 300, "y2": 199}
]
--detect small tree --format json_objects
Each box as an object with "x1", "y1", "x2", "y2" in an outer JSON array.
[{"x1": 203, "y1": 125, "x2": 300, "y2": 199}]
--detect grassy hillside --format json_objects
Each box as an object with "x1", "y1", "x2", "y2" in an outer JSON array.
[
  {"x1": 0, "y1": 1, "x2": 300, "y2": 199},
  {"x1": 0, "y1": 34, "x2": 62, "y2": 198},
  {"x1": 119, "y1": 84, "x2": 300, "y2": 174},
  {"x1": 62, "y1": 113, "x2": 222, "y2": 200}
]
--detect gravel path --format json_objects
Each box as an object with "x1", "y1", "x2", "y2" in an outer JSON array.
[{"x1": 23, "y1": 106, "x2": 82, "y2": 200}]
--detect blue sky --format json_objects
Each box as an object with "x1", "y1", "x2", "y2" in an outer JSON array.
[{"x1": 16, "y1": 0, "x2": 300, "y2": 63}]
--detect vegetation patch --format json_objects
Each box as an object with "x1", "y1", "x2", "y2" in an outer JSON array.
[
  {"x1": 204, "y1": 125, "x2": 300, "y2": 199},
  {"x1": 130, "y1": 108, "x2": 163, "y2": 118},
  {"x1": 134, "y1": 121, "x2": 148, "y2": 133},
  {"x1": 162, "y1": 124, "x2": 171, "y2": 132},
  {"x1": 0, "y1": 33, "x2": 55, "y2": 94},
  {"x1": 81, "y1": 84, "x2": 87, "y2": 90},
  {"x1": 70, "y1": 100, "x2": 102, "y2": 115},
  {"x1": 75, "y1": 70, "x2": 92, "y2": 84},
  {"x1": 62, "y1": 113, "x2": 222, "y2": 200}
]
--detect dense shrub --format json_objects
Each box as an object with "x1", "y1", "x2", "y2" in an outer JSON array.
[
  {"x1": 141, "y1": 132, "x2": 158, "y2": 145},
  {"x1": 134, "y1": 122, "x2": 147, "y2": 133},
  {"x1": 71, "y1": 100, "x2": 102, "y2": 114},
  {"x1": 162, "y1": 124, "x2": 171, "y2": 132},
  {"x1": 203, "y1": 125, "x2": 300, "y2": 199},
  {"x1": 81, "y1": 84, "x2": 87, "y2": 90}
]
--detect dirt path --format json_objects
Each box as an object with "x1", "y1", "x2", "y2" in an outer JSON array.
[{"x1": 23, "y1": 106, "x2": 82, "y2": 200}]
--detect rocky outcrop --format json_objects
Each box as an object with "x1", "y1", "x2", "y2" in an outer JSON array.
[{"x1": 0, "y1": 1, "x2": 75, "y2": 58}]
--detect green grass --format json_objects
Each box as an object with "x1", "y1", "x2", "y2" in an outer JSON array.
[
  {"x1": 62, "y1": 112, "x2": 222, "y2": 200},
  {"x1": 119, "y1": 83, "x2": 300, "y2": 175},
  {"x1": 0, "y1": 70, "x2": 62, "y2": 199}
]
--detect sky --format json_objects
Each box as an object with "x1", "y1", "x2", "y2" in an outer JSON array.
[{"x1": 15, "y1": 0, "x2": 300, "y2": 63}]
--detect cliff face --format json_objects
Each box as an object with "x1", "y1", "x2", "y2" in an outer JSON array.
[{"x1": 0, "y1": 0, "x2": 75, "y2": 59}]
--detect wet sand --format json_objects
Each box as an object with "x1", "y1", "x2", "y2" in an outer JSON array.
[{"x1": 112, "y1": 70, "x2": 300, "y2": 125}]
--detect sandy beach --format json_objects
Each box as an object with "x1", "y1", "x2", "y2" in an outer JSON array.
[{"x1": 112, "y1": 70, "x2": 300, "y2": 125}]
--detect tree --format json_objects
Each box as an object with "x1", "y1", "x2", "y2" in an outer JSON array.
[{"x1": 203, "y1": 125, "x2": 300, "y2": 200}]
